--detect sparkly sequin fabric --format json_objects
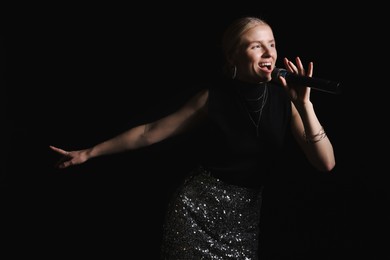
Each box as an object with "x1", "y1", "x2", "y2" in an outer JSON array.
[{"x1": 161, "y1": 166, "x2": 263, "y2": 260}]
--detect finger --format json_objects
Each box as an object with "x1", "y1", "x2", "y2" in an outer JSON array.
[
  {"x1": 55, "y1": 157, "x2": 72, "y2": 169},
  {"x1": 295, "y1": 57, "x2": 305, "y2": 75},
  {"x1": 278, "y1": 76, "x2": 288, "y2": 88},
  {"x1": 58, "y1": 162, "x2": 68, "y2": 169},
  {"x1": 286, "y1": 60, "x2": 298, "y2": 73},
  {"x1": 49, "y1": 145, "x2": 68, "y2": 155},
  {"x1": 283, "y1": 57, "x2": 295, "y2": 73},
  {"x1": 307, "y1": 61, "x2": 313, "y2": 77}
]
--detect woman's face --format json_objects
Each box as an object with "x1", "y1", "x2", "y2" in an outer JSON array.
[{"x1": 234, "y1": 24, "x2": 277, "y2": 84}]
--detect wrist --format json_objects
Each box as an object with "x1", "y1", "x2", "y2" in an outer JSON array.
[{"x1": 303, "y1": 126, "x2": 327, "y2": 144}]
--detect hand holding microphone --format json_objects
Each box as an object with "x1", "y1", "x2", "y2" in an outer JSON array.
[{"x1": 271, "y1": 58, "x2": 341, "y2": 94}]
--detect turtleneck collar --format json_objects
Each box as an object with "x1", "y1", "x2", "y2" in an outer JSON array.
[{"x1": 230, "y1": 79, "x2": 268, "y2": 100}]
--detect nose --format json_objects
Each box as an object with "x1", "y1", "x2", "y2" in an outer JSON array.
[
  {"x1": 262, "y1": 46, "x2": 272, "y2": 56},
  {"x1": 262, "y1": 51, "x2": 271, "y2": 58}
]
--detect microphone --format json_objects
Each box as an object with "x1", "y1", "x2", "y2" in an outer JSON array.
[{"x1": 271, "y1": 68, "x2": 341, "y2": 94}]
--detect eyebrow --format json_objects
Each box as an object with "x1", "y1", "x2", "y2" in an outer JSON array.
[{"x1": 249, "y1": 39, "x2": 275, "y2": 45}]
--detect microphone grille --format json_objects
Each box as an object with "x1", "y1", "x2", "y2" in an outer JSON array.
[{"x1": 271, "y1": 67, "x2": 287, "y2": 79}]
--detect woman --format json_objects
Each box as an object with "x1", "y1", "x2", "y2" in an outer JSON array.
[{"x1": 50, "y1": 16, "x2": 335, "y2": 259}]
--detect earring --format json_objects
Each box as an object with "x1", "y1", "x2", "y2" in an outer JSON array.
[{"x1": 231, "y1": 65, "x2": 237, "y2": 79}]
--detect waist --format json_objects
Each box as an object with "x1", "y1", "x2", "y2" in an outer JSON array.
[{"x1": 197, "y1": 164, "x2": 267, "y2": 190}]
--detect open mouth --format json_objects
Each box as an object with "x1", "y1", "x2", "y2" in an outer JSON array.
[{"x1": 259, "y1": 62, "x2": 272, "y2": 72}]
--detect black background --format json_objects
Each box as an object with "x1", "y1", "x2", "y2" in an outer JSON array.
[{"x1": 3, "y1": 2, "x2": 389, "y2": 259}]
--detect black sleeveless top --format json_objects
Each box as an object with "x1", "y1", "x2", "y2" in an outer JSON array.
[{"x1": 199, "y1": 77, "x2": 292, "y2": 188}]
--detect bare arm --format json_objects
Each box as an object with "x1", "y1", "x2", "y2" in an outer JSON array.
[
  {"x1": 290, "y1": 102, "x2": 335, "y2": 172},
  {"x1": 279, "y1": 57, "x2": 335, "y2": 172},
  {"x1": 50, "y1": 89, "x2": 209, "y2": 168}
]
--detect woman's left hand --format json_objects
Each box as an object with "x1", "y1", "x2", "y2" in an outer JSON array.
[{"x1": 278, "y1": 56, "x2": 313, "y2": 104}]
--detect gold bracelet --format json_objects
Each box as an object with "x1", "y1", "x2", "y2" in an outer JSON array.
[{"x1": 303, "y1": 126, "x2": 327, "y2": 144}]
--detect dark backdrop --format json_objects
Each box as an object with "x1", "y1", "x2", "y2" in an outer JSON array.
[{"x1": 3, "y1": 2, "x2": 388, "y2": 259}]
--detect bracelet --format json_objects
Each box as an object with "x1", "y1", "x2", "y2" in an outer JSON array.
[{"x1": 303, "y1": 126, "x2": 327, "y2": 144}]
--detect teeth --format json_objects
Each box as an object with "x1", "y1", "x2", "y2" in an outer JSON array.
[{"x1": 259, "y1": 62, "x2": 271, "y2": 67}]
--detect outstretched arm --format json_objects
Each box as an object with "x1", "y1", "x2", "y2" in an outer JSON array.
[{"x1": 50, "y1": 89, "x2": 209, "y2": 169}]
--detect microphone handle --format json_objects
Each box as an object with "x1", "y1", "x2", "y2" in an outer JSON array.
[{"x1": 277, "y1": 69, "x2": 341, "y2": 94}]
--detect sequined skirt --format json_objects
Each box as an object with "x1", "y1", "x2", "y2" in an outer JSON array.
[{"x1": 161, "y1": 166, "x2": 263, "y2": 260}]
